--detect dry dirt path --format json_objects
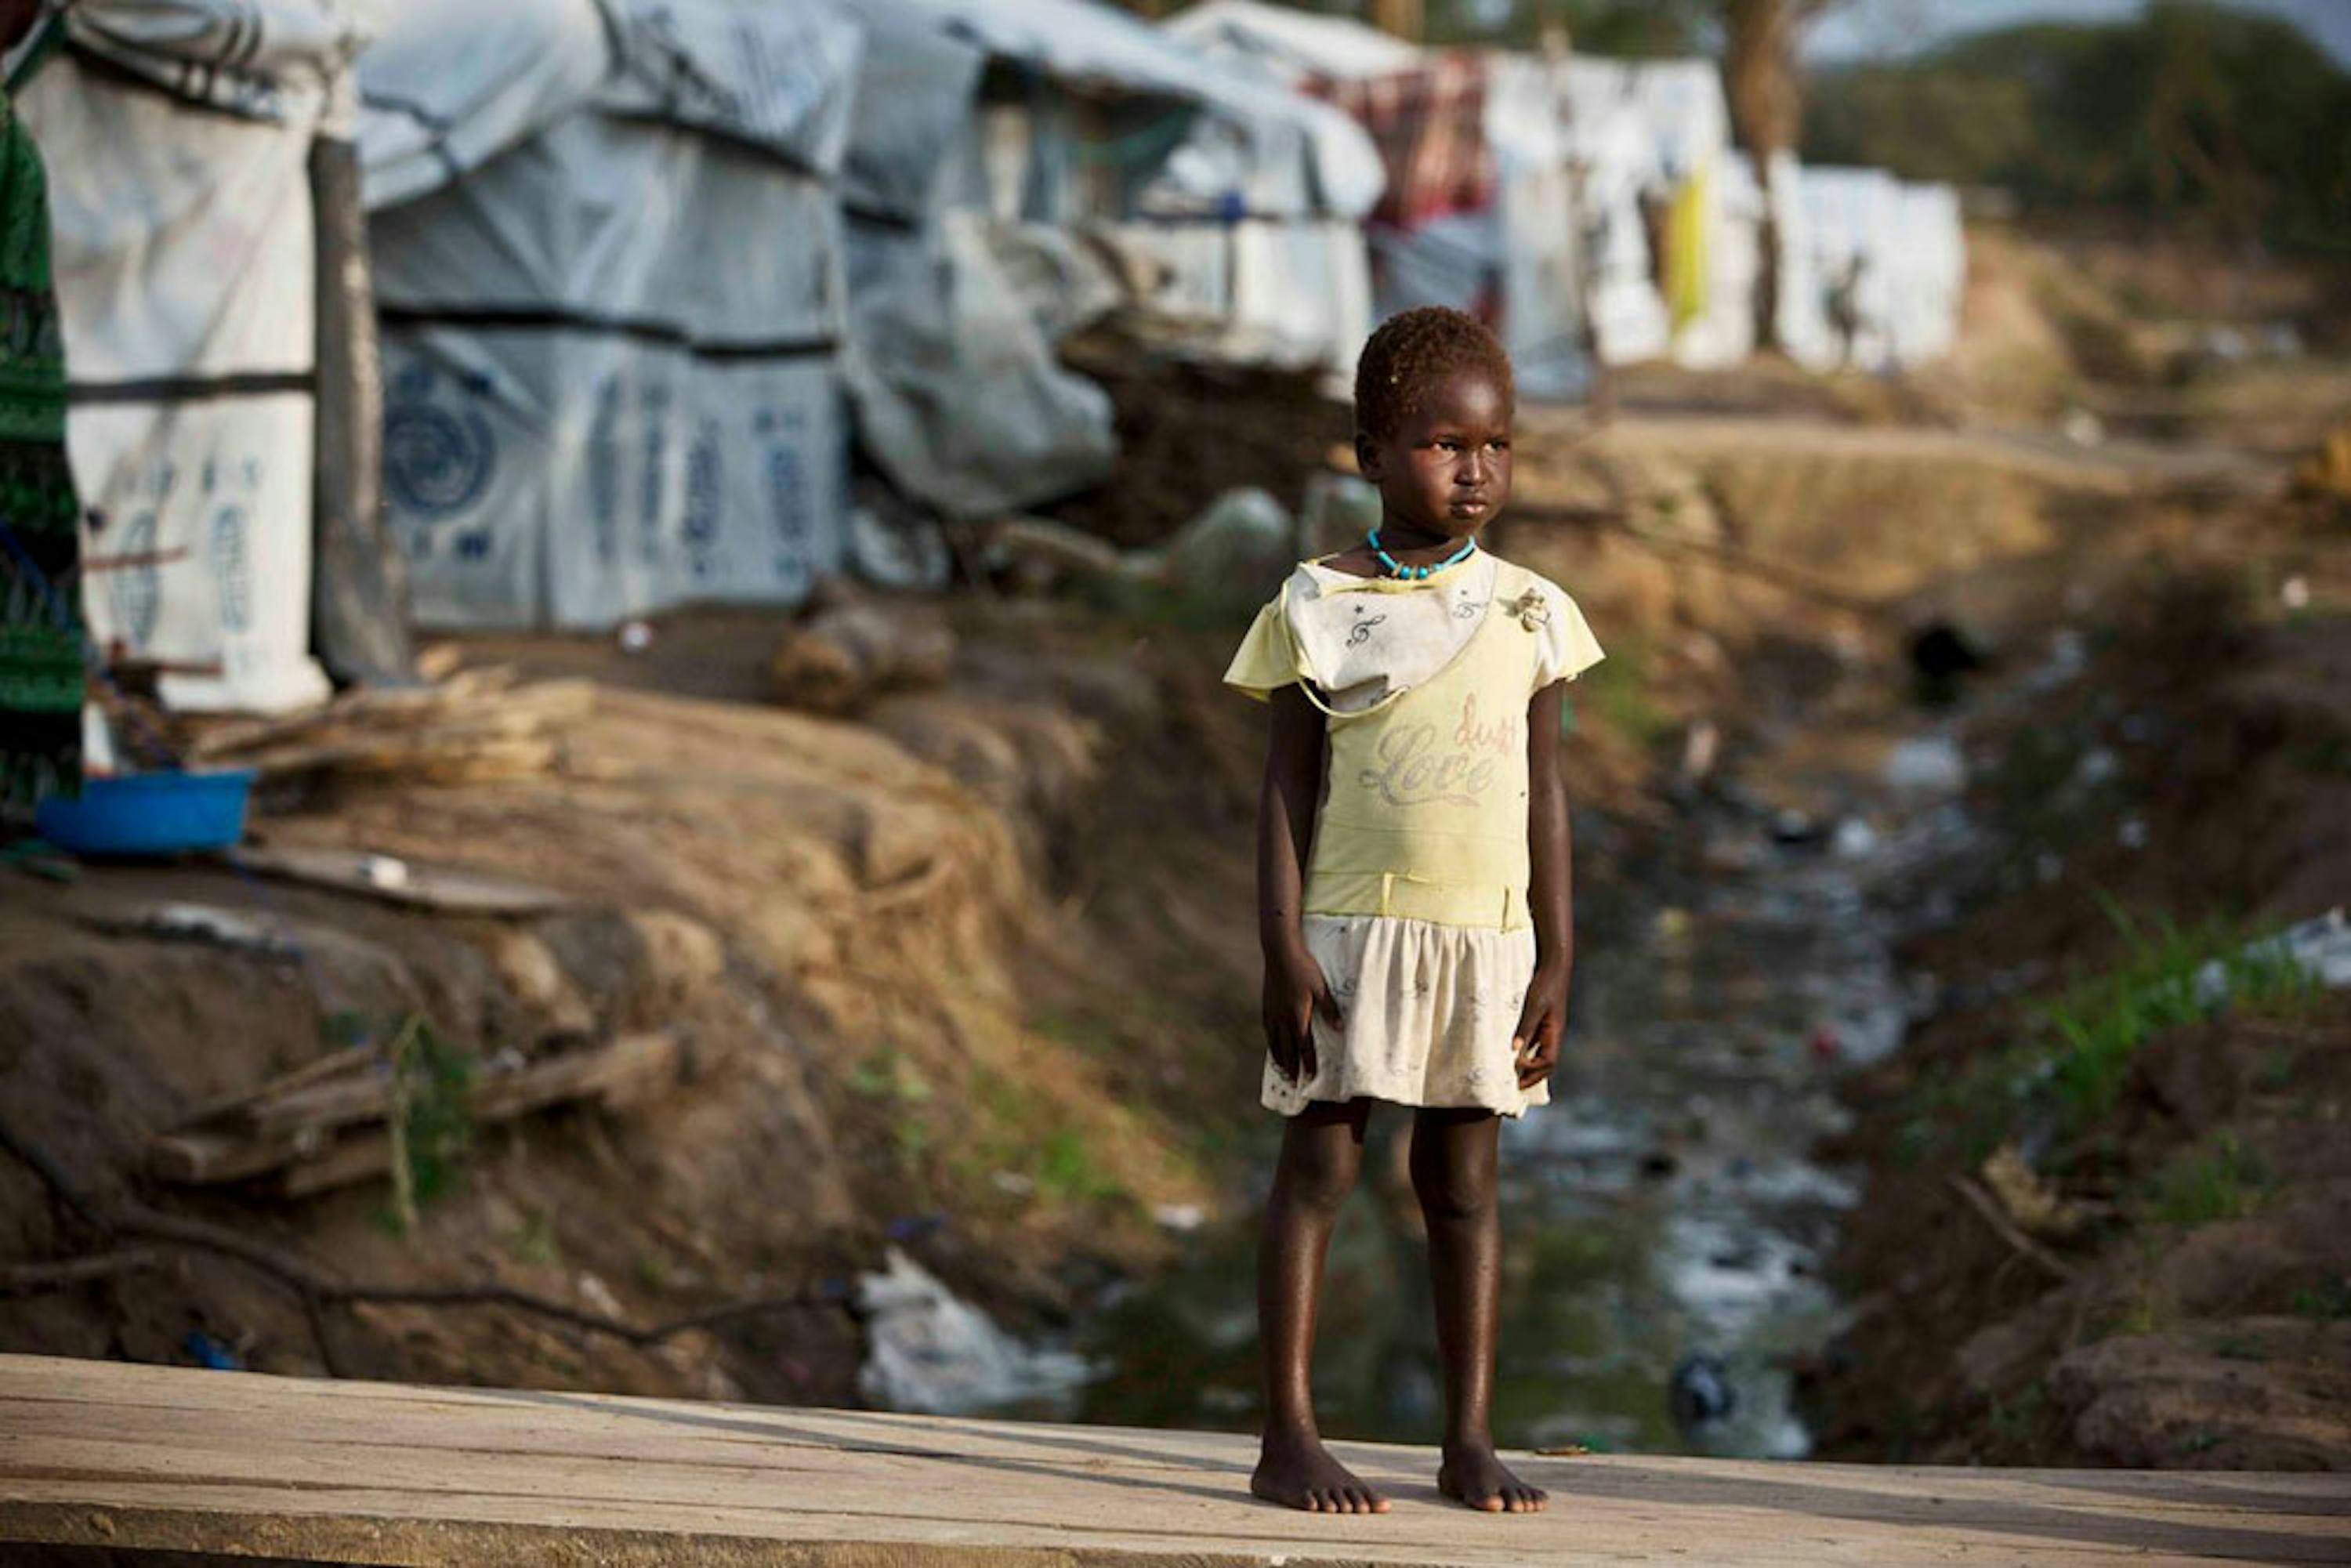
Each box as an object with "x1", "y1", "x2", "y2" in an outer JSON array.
[
  {"x1": 1570, "y1": 410, "x2": 2288, "y2": 497},
  {"x1": 2, "y1": 1354, "x2": 2346, "y2": 1566}
]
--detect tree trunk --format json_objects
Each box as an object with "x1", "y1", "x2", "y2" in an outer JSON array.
[
  {"x1": 1372, "y1": 0, "x2": 1424, "y2": 44},
  {"x1": 1723, "y1": 0, "x2": 1815, "y2": 356},
  {"x1": 309, "y1": 91, "x2": 415, "y2": 686}
]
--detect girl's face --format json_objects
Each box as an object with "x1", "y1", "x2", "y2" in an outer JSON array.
[{"x1": 1357, "y1": 366, "x2": 1513, "y2": 545}]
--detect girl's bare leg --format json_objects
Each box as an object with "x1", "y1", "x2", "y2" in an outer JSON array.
[
  {"x1": 1412, "y1": 1106, "x2": 1547, "y2": 1512},
  {"x1": 1253, "y1": 1097, "x2": 1389, "y2": 1514}
]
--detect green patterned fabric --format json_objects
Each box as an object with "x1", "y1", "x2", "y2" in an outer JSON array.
[{"x1": 0, "y1": 85, "x2": 81, "y2": 817}]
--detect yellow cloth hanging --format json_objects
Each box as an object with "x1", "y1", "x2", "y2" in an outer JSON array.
[{"x1": 1665, "y1": 159, "x2": 1712, "y2": 334}]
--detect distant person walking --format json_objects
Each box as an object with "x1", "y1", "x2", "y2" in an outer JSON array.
[
  {"x1": 1224, "y1": 306, "x2": 1604, "y2": 1515},
  {"x1": 0, "y1": 0, "x2": 82, "y2": 819}
]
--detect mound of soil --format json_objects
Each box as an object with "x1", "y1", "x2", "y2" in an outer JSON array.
[
  {"x1": 1040, "y1": 328, "x2": 1352, "y2": 549},
  {"x1": 1807, "y1": 502, "x2": 2351, "y2": 1468},
  {"x1": 0, "y1": 605, "x2": 1248, "y2": 1400}
]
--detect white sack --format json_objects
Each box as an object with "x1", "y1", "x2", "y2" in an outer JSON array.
[
  {"x1": 1797, "y1": 165, "x2": 1902, "y2": 371},
  {"x1": 29, "y1": 43, "x2": 345, "y2": 712}
]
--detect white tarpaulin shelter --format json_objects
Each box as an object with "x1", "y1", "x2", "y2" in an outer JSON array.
[
  {"x1": 1759, "y1": 148, "x2": 1835, "y2": 371},
  {"x1": 1795, "y1": 166, "x2": 1896, "y2": 371},
  {"x1": 1167, "y1": 2, "x2": 1589, "y2": 397},
  {"x1": 358, "y1": 0, "x2": 858, "y2": 630},
  {"x1": 1555, "y1": 57, "x2": 1754, "y2": 370},
  {"x1": 1789, "y1": 165, "x2": 1963, "y2": 374},
  {"x1": 1889, "y1": 180, "x2": 1965, "y2": 365},
  {"x1": 873, "y1": 0, "x2": 1382, "y2": 383},
  {"x1": 826, "y1": 0, "x2": 1118, "y2": 523},
  {"x1": 24, "y1": 0, "x2": 383, "y2": 712},
  {"x1": 835, "y1": 0, "x2": 1381, "y2": 520},
  {"x1": 1551, "y1": 60, "x2": 1669, "y2": 368},
  {"x1": 886, "y1": 0, "x2": 1381, "y2": 226}
]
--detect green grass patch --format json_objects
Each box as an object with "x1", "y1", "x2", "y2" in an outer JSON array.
[
  {"x1": 1035, "y1": 1128, "x2": 1123, "y2": 1204},
  {"x1": 2291, "y1": 1280, "x2": 2351, "y2": 1321},
  {"x1": 847, "y1": 1048, "x2": 933, "y2": 1106},
  {"x1": 2033, "y1": 896, "x2": 2320, "y2": 1125},
  {"x1": 1574, "y1": 633, "x2": 1669, "y2": 749},
  {"x1": 1986, "y1": 1380, "x2": 2047, "y2": 1446},
  {"x1": 505, "y1": 1211, "x2": 561, "y2": 1267},
  {"x1": 956, "y1": 1066, "x2": 1130, "y2": 1211},
  {"x1": 378, "y1": 1016, "x2": 476, "y2": 1236},
  {"x1": 1911, "y1": 897, "x2": 2320, "y2": 1164},
  {"x1": 2137, "y1": 1132, "x2": 2273, "y2": 1226}
]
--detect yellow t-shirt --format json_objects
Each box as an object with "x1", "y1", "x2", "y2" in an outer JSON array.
[{"x1": 1224, "y1": 555, "x2": 1603, "y2": 930}]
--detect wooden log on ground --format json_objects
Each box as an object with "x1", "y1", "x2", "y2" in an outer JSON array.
[
  {"x1": 769, "y1": 597, "x2": 954, "y2": 715},
  {"x1": 150, "y1": 1033, "x2": 684, "y2": 1193}
]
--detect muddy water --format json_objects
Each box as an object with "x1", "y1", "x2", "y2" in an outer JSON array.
[{"x1": 1036, "y1": 723, "x2": 1977, "y2": 1458}]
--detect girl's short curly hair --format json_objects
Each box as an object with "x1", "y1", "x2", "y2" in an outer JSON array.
[{"x1": 1353, "y1": 306, "x2": 1514, "y2": 446}]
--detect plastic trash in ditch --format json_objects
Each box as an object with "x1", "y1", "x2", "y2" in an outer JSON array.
[
  {"x1": 854, "y1": 1247, "x2": 1092, "y2": 1417},
  {"x1": 2194, "y1": 907, "x2": 2351, "y2": 1005}
]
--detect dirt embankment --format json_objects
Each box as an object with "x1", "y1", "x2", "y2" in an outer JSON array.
[
  {"x1": 0, "y1": 601, "x2": 1281, "y2": 1400},
  {"x1": 1808, "y1": 486, "x2": 2351, "y2": 1468}
]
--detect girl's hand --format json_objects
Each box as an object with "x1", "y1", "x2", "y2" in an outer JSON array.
[
  {"x1": 1513, "y1": 962, "x2": 1568, "y2": 1089},
  {"x1": 1262, "y1": 942, "x2": 1341, "y2": 1082}
]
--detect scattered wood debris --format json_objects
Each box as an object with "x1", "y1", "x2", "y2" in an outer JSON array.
[
  {"x1": 150, "y1": 1031, "x2": 685, "y2": 1197},
  {"x1": 178, "y1": 666, "x2": 592, "y2": 785}
]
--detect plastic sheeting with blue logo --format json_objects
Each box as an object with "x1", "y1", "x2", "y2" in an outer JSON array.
[{"x1": 360, "y1": 0, "x2": 857, "y2": 630}]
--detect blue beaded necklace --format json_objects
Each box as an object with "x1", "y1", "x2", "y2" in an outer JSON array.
[{"x1": 1367, "y1": 528, "x2": 1477, "y2": 581}]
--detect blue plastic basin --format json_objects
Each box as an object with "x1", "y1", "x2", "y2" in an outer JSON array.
[{"x1": 34, "y1": 768, "x2": 257, "y2": 856}]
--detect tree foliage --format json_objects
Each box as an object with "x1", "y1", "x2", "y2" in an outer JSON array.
[{"x1": 1805, "y1": 2, "x2": 2351, "y2": 250}]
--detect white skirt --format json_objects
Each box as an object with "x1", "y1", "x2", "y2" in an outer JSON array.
[{"x1": 1263, "y1": 914, "x2": 1546, "y2": 1119}]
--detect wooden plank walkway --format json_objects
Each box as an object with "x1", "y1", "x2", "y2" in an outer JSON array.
[{"x1": 1, "y1": 1355, "x2": 2346, "y2": 1566}]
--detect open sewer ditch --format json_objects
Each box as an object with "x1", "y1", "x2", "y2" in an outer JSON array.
[{"x1": 860, "y1": 704, "x2": 1987, "y2": 1459}]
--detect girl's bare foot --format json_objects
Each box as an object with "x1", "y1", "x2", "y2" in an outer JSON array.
[
  {"x1": 1251, "y1": 1429, "x2": 1391, "y2": 1513},
  {"x1": 1436, "y1": 1440, "x2": 1547, "y2": 1512}
]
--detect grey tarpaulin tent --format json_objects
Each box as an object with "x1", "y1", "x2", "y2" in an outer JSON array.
[
  {"x1": 834, "y1": 0, "x2": 1383, "y2": 533},
  {"x1": 358, "y1": 0, "x2": 860, "y2": 629}
]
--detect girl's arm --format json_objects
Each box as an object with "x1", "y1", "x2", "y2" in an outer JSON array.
[
  {"x1": 1259, "y1": 684, "x2": 1339, "y2": 1079},
  {"x1": 1516, "y1": 679, "x2": 1573, "y2": 1088}
]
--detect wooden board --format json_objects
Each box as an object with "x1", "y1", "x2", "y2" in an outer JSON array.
[
  {"x1": 229, "y1": 846, "x2": 571, "y2": 916},
  {"x1": 2, "y1": 1356, "x2": 2346, "y2": 1566}
]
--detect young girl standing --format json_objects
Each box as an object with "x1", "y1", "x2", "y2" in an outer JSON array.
[{"x1": 1223, "y1": 307, "x2": 1603, "y2": 1515}]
